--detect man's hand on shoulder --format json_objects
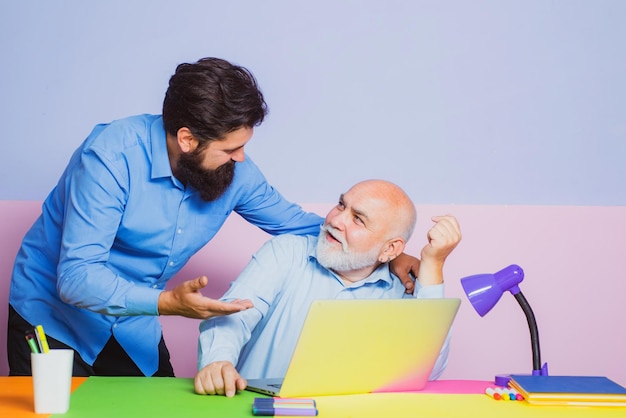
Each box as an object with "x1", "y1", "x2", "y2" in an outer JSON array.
[
  {"x1": 389, "y1": 253, "x2": 420, "y2": 294},
  {"x1": 194, "y1": 361, "x2": 247, "y2": 397}
]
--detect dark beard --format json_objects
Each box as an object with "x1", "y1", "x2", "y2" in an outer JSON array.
[{"x1": 175, "y1": 151, "x2": 236, "y2": 202}]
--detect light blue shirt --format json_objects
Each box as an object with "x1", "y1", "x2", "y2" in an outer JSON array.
[
  {"x1": 198, "y1": 234, "x2": 450, "y2": 380},
  {"x1": 9, "y1": 114, "x2": 323, "y2": 376}
]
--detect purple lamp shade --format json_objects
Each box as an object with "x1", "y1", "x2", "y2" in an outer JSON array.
[{"x1": 460, "y1": 264, "x2": 525, "y2": 317}]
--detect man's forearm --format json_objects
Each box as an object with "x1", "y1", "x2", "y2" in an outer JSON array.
[{"x1": 416, "y1": 259, "x2": 444, "y2": 286}]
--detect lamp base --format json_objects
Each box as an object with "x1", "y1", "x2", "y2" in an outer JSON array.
[
  {"x1": 494, "y1": 363, "x2": 549, "y2": 386},
  {"x1": 532, "y1": 362, "x2": 549, "y2": 376}
]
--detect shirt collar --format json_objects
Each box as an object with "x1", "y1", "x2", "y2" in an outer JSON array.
[{"x1": 150, "y1": 116, "x2": 177, "y2": 181}]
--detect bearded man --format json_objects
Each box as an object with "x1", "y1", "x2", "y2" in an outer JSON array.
[
  {"x1": 7, "y1": 57, "x2": 323, "y2": 377},
  {"x1": 194, "y1": 179, "x2": 462, "y2": 397}
]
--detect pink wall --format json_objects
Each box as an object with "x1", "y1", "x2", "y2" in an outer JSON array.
[
  {"x1": 0, "y1": 201, "x2": 43, "y2": 376},
  {"x1": 2, "y1": 201, "x2": 625, "y2": 386}
]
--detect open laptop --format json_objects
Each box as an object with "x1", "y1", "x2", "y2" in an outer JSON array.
[{"x1": 246, "y1": 297, "x2": 461, "y2": 397}]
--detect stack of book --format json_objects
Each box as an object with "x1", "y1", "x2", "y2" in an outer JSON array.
[{"x1": 508, "y1": 374, "x2": 626, "y2": 407}]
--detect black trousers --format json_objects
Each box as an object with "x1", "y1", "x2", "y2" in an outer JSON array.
[{"x1": 7, "y1": 305, "x2": 175, "y2": 377}]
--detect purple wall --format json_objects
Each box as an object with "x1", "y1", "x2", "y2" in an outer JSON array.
[{"x1": 2, "y1": 1, "x2": 625, "y2": 206}]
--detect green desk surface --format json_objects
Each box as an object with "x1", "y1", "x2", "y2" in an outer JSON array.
[{"x1": 54, "y1": 377, "x2": 260, "y2": 417}]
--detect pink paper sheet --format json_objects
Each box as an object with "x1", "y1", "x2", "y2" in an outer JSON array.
[{"x1": 374, "y1": 379, "x2": 492, "y2": 395}]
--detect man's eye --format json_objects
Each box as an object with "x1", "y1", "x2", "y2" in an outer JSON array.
[{"x1": 354, "y1": 216, "x2": 364, "y2": 225}]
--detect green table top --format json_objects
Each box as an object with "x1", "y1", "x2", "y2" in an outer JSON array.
[{"x1": 54, "y1": 376, "x2": 262, "y2": 418}]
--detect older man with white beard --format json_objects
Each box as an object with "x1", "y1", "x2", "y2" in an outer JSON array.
[{"x1": 194, "y1": 179, "x2": 462, "y2": 397}]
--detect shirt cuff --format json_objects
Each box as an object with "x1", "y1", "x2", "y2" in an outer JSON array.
[
  {"x1": 414, "y1": 283, "x2": 445, "y2": 299},
  {"x1": 125, "y1": 285, "x2": 162, "y2": 315}
]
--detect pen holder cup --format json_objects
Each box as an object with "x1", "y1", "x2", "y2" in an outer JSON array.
[{"x1": 31, "y1": 349, "x2": 74, "y2": 414}]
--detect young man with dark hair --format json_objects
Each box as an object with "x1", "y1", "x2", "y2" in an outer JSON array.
[{"x1": 8, "y1": 58, "x2": 419, "y2": 377}]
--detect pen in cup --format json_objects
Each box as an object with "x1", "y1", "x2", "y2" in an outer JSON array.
[
  {"x1": 35, "y1": 325, "x2": 50, "y2": 353},
  {"x1": 25, "y1": 331, "x2": 40, "y2": 354}
]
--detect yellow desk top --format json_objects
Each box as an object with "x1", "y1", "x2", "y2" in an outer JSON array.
[{"x1": 1, "y1": 376, "x2": 624, "y2": 417}]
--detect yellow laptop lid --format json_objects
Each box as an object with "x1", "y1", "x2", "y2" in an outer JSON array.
[{"x1": 278, "y1": 298, "x2": 461, "y2": 397}]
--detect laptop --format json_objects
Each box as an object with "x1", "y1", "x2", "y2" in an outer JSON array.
[{"x1": 246, "y1": 297, "x2": 461, "y2": 397}]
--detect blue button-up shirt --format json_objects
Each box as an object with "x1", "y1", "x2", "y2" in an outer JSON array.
[
  {"x1": 198, "y1": 234, "x2": 449, "y2": 380},
  {"x1": 9, "y1": 114, "x2": 323, "y2": 376}
]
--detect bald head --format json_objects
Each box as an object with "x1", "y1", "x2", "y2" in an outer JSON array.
[{"x1": 345, "y1": 180, "x2": 416, "y2": 242}]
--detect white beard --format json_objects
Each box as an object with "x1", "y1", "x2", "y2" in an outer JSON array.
[{"x1": 315, "y1": 225, "x2": 381, "y2": 272}]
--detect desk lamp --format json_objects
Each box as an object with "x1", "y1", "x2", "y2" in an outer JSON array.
[{"x1": 460, "y1": 264, "x2": 548, "y2": 376}]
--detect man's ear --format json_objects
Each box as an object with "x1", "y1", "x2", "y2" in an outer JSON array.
[
  {"x1": 177, "y1": 127, "x2": 197, "y2": 153},
  {"x1": 378, "y1": 238, "x2": 406, "y2": 263}
]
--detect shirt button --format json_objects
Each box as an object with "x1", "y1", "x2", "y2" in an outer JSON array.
[
  {"x1": 113, "y1": 324, "x2": 118, "y2": 329},
  {"x1": 169, "y1": 261, "x2": 175, "y2": 267},
  {"x1": 177, "y1": 229, "x2": 182, "y2": 234},
  {"x1": 152, "y1": 284, "x2": 158, "y2": 289}
]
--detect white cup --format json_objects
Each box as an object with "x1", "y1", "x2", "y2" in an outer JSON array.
[{"x1": 31, "y1": 349, "x2": 74, "y2": 414}]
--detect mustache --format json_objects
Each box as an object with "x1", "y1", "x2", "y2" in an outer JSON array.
[{"x1": 320, "y1": 224, "x2": 348, "y2": 252}]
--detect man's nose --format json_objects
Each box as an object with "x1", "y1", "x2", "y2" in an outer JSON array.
[
  {"x1": 231, "y1": 148, "x2": 245, "y2": 162},
  {"x1": 328, "y1": 210, "x2": 347, "y2": 230}
]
